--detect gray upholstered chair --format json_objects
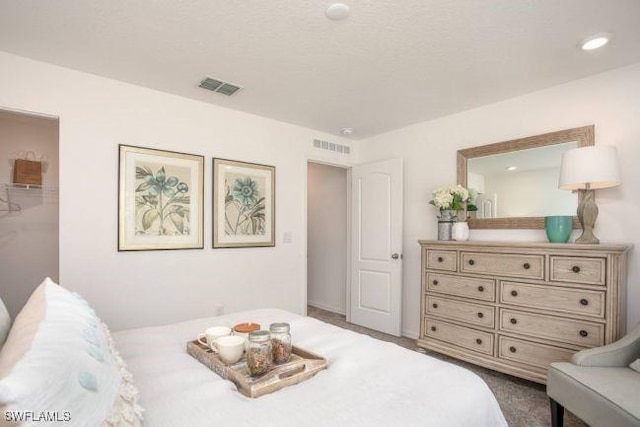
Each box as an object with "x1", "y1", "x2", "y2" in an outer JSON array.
[{"x1": 547, "y1": 323, "x2": 640, "y2": 427}]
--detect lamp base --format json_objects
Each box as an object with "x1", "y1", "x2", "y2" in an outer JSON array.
[{"x1": 575, "y1": 189, "x2": 599, "y2": 244}]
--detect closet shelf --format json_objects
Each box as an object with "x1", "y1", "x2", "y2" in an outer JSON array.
[
  {"x1": 1, "y1": 182, "x2": 57, "y2": 190},
  {"x1": 0, "y1": 183, "x2": 59, "y2": 212}
]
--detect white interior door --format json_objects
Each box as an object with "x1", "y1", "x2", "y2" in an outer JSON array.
[{"x1": 350, "y1": 158, "x2": 403, "y2": 336}]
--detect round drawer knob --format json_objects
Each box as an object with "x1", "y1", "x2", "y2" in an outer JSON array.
[
  {"x1": 432, "y1": 303, "x2": 438, "y2": 309},
  {"x1": 432, "y1": 280, "x2": 439, "y2": 285},
  {"x1": 511, "y1": 290, "x2": 518, "y2": 297},
  {"x1": 431, "y1": 326, "x2": 437, "y2": 332},
  {"x1": 510, "y1": 318, "x2": 518, "y2": 324},
  {"x1": 579, "y1": 330, "x2": 588, "y2": 337},
  {"x1": 580, "y1": 298, "x2": 589, "y2": 306},
  {"x1": 523, "y1": 263, "x2": 531, "y2": 270},
  {"x1": 509, "y1": 346, "x2": 517, "y2": 353},
  {"x1": 572, "y1": 266, "x2": 581, "y2": 273},
  {"x1": 468, "y1": 259, "x2": 475, "y2": 266},
  {"x1": 477, "y1": 312, "x2": 484, "y2": 318},
  {"x1": 437, "y1": 257, "x2": 444, "y2": 263},
  {"x1": 476, "y1": 338, "x2": 482, "y2": 345},
  {"x1": 477, "y1": 286, "x2": 484, "y2": 292}
]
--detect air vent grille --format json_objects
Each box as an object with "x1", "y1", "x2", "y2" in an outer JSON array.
[
  {"x1": 313, "y1": 139, "x2": 350, "y2": 154},
  {"x1": 199, "y1": 77, "x2": 242, "y2": 96}
]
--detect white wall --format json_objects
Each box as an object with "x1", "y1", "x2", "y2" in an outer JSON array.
[
  {"x1": 307, "y1": 162, "x2": 347, "y2": 314},
  {"x1": 2, "y1": 49, "x2": 639, "y2": 337},
  {"x1": 361, "y1": 62, "x2": 640, "y2": 337},
  {"x1": 0, "y1": 51, "x2": 357, "y2": 331},
  {"x1": 0, "y1": 112, "x2": 59, "y2": 318}
]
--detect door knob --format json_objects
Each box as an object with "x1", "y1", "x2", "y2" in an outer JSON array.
[{"x1": 391, "y1": 253, "x2": 400, "y2": 259}]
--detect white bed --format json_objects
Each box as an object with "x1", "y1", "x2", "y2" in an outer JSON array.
[{"x1": 114, "y1": 308, "x2": 508, "y2": 427}]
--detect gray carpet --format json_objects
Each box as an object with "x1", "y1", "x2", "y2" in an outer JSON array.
[{"x1": 307, "y1": 306, "x2": 587, "y2": 427}]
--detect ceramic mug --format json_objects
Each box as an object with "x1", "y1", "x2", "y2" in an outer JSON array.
[
  {"x1": 213, "y1": 335, "x2": 245, "y2": 365},
  {"x1": 197, "y1": 326, "x2": 232, "y2": 348}
]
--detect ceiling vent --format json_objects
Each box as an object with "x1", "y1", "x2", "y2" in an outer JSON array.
[
  {"x1": 198, "y1": 77, "x2": 242, "y2": 96},
  {"x1": 313, "y1": 139, "x2": 350, "y2": 154}
]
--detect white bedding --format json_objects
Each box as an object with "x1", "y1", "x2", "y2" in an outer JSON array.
[{"x1": 114, "y1": 309, "x2": 507, "y2": 427}]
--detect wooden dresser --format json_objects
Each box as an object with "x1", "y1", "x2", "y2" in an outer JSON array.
[{"x1": 417, "y1": 240, "x2": 631, "y2": 383}]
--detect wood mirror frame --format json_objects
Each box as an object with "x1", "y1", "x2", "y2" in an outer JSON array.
[{"x1": 457, "y1": 125, "x2": 594, "y2": 229}]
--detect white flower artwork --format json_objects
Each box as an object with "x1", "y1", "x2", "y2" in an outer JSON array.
[{"x1": 212, "y1": 158, "x2": 275, "y2": 248}]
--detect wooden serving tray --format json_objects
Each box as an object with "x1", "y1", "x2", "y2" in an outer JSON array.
[{"x1": 186, "y1": 340, "x2": 328, "y2": 398}]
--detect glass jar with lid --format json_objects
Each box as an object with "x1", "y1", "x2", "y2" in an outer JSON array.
[
  {"x1": 269, "y1": 322, "x2": 292, "y2": 364},
  {"x1": 247, "y1": 330, "x2": 272, "y2": 376}
]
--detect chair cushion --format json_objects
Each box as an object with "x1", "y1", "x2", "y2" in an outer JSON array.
[{"x1": 548, "y1": 362, "x2": 640, "y2": 427}]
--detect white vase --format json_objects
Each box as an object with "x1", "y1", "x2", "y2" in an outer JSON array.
[{"x1": 452, "y1": 222, "x2": 470, "y2": 241}]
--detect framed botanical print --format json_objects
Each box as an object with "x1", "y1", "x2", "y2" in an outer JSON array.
[
  {"x1": 118, "y1": 145, "x2": 204, "y2": 251},
  {"x1": 212, "y1": 158, "x2": 275, "y2": 248}
]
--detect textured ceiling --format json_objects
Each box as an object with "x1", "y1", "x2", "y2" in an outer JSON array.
[{"x1": 1, "y1": 1, "x2": 639, "y2": 139}]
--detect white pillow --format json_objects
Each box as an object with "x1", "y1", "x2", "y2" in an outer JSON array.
[
  {"x1": 630, "y1": 359, "x2": 640, "y2": 373},
  {"x1": 0, "y1": 278, "x2": 143, "y2": 427},
  {"x1": 0, "y1": 298, "x2": 9, "y2": 348}
]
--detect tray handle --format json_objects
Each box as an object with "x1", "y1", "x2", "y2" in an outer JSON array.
[{"x1": 277, "y1": 364, "x2": 306, "y2": 380}]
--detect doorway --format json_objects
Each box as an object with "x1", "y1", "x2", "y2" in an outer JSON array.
[
  {"x1": 0, "y1": 108, "x2": 59, "y2": 318},
  {"x1": 306, "y1": 158, "x2": 404, "y2": 336},
  {"x1": 306, "y1": 162, "x2": 349, "y2": 316}
]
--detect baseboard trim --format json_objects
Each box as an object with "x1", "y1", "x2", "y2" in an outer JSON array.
[
  {"x1": 402, "y1": 328, "x2": 419, "y2": 339},
  {"x1": 308, "y1": 301, "x2": 346, "y2": 316}
]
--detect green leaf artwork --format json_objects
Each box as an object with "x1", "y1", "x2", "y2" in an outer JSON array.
[
  {"x1": 134, "y1": 164, "x2": 191, "y2": 236},
  {"x1": 224, "y1": 175, "x2": 266, "y2": 236}
]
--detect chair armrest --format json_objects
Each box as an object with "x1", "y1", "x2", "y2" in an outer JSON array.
[{"x1": 572, "y1": 323, "x2": 640, "y2": 367}]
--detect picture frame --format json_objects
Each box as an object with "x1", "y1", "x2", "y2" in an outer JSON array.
[
  {"x1": 212, "y1": 158, "x2": 275, "y2": 248},
  {"x1": 118, "y1": 145, "x2": 204, "y2": 251}
]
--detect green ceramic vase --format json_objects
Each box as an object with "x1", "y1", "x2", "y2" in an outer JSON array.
[{"x1": 545, "y1": 216, "x2": 573, "y2": 243}]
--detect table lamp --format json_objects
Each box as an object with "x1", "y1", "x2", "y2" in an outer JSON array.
[{"x1": 558, "y1": 145, "x2": 620, "y2": 244}]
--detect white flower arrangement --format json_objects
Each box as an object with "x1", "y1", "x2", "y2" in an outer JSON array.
[{"x1": 429, "y1": 185, "x2": 470, "y2": 211}]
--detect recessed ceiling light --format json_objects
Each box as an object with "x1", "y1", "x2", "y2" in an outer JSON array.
[
  {"x1": 341, "y1": 127, "x2": 354, "y2": 135},
  {"x1": 326, "y1": 3, "x2": 350, "y2": 21},
  {"x1": 579, "y1": 33, "x2": 612, "y2": 51},
  {"x1": 506, "y1": 166, "x2": 517, "y2": 171}
]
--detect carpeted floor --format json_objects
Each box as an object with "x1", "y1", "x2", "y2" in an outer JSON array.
[{"x1": 307, "y1": 305, "x2": 587, "y2": 427}]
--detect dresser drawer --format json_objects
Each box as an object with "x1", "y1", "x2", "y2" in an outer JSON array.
[
  {"x1": 500, "y1": 281, "x2": 605, "y2": 318},
  {"x1": 460, "y1": 252, "x2": 544, "y2": 280},
  {"x1": 426, "y1": 295, "x2": 495, "y2": 328},
  {"x1": 500, "y1": 309, "x2": 604, "y2": 347},
  {"x1": 550, "y1": 256, "x2": 606, "y2": 286},
  {"x1": 426, "y1": 249, "x2": 457, "y2": 271},
  {"x1": 426, "y1": 273, "x2": 496, "y2": 302},
  {"x1": 498, "y1": 336, "x2": 575, "y2": 370},
  {"x1": 425, "y1": 319, "x2": 494, "y2": 355}
]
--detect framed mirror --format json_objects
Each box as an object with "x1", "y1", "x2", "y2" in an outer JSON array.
[{"x1": 457, "y1": 125, "x2": 594, "y2": 229}]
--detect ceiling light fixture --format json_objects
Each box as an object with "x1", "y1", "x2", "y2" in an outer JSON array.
[
  {"x1": 506, "y1": 166, "x2": 517, "y2": 171},
  {"x1": 579, "y1": 33, "x2": 612, "y2": 51},
  {"x1": 326, "y1": 3, "x2": 350, "y2": 21},
  {"x1": 341, "y1": 127, "x2": 354, "y2": 135}
]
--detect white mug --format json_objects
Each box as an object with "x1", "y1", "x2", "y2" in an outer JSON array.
[
  {"x1": 213, "y1": 335, "x2": 245, "y2": 365},
  {"x1": 197, "y1": 326, "x2": 232, "y2": 348}
]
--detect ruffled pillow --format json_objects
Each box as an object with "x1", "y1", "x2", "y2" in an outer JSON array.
[
  {"x1": 101, "y1": 321, "x2": 143, "y2": 426},
  {"x1": 0, "y1": 278, "x2": 143, "y2": 427}
]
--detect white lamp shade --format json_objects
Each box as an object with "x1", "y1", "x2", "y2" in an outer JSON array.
[{"x1": 559, "y1": 145, "x2": 621, "y2": 190}]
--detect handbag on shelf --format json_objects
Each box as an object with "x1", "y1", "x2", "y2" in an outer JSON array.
[{"x1": 12, "y1": 151, "x2": 42, "y2": 185}]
